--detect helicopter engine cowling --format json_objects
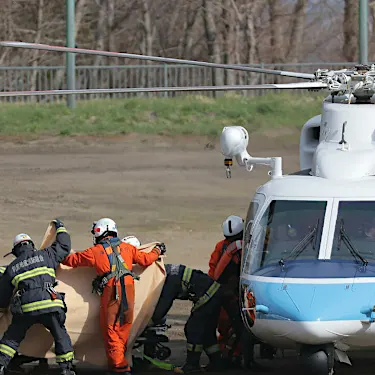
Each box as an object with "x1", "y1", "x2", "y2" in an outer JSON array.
[
  {"x1": 310, "y1": 100, "x2": 375, "y2": 180},
  {"x1": 300, "y1": 115, "x2": 321, "y2": 171}
]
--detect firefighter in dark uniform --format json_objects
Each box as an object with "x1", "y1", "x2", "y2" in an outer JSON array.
[
  {"x1": 0, "y1": 266, "x2": 48, "y2": 374},
  {"x1": 150, "y1": 264, "x2": 230, "y2": 374},
  {"x1": 0, "y1": 220, "x2": 75, "y2": 375}
]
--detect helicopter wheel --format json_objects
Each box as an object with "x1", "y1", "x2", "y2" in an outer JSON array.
[{"x1": 299, "y1": 344, "x2": 334, "y2": 375}]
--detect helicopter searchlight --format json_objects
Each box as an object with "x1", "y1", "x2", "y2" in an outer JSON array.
[{"x1": 220, "y1": 126, "x2": 283, "y2": 179}]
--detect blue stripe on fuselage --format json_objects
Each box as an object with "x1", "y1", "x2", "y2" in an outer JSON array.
[
  {"x1": 242, "y1": 260, "x2": 375, "y2": 322},
  {"x1": 252, "y1": 259, "x2": 375, "y2": 278}
]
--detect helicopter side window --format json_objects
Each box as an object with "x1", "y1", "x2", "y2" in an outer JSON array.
[
  {"x1": 242, "y1": 201, "x2": 260, "y2": 273},
  {"x1": 248, "y1": 200, "x2": 327, "y2": 272},
  {"x1": 331, "y1": 201, "x2": 375, "y2": 262}
]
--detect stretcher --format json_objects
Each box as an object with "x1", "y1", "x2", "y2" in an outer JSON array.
[{"x1": 0, "y1": 222, "x2": 171, "y2": 373}]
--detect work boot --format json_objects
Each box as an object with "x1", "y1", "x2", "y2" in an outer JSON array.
[
  {"x1": 232, "y1": 356, "x2": 243, "y2": 369},
  {"x1": 204, "y1": 352, "x2": 224, "y2": 372},
  {"x1": 60, "y1": 363, "x2": 76, "y2": 375},
  {"x1": 176, "y1": 352, "x2": 202, "y2": 374},
  {"x1": 60, "y1": 369, "x2": 76, "y2": 375}
]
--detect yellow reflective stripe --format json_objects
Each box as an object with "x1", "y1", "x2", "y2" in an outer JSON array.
[
  {"x1": 205, "y1": 344, "x2": 220, "y2": 355},
  {"x1": 181, "y1": 267, "x2": 193, "y2": 293},
  {"x1": 12, "y1": 267, "x2": 55, "y2": 288},
  {"x1": 56, "y1": 351, "x2": 74, "y2": 362},
  {"x1": 192, "y1": 281, "x2": 220, "y2": 312},
  {"x1": 56, "y1": 228, "x2": 67, "y2": 234},
  {"x1": 0, "y1": 267, "x2": 6, "y2": 274},
  {"x1": 21, "y1": 299, "x2": 64, "y2": 313},
  {"x1": 187, "y1": 343, "x2": 203, "y2": 352},
  {"x1": 0, "y1": 344, "x2": 16, "y2": 358}
]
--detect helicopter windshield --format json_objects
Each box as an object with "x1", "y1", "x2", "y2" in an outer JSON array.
[
  {"x1": 331, "y1": 201, "x2": 375, "y2": 262},
  {"x1": 248, "y1": 200, "x2": 327, "y2": 273}
]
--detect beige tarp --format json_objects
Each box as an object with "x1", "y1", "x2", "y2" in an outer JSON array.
[{"x1": 0, "y1": 223, "x2": 166, "y2": 368}]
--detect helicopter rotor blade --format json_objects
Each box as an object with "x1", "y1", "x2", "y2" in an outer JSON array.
[
  {"x1": 0, "y1": 82, "x2": 328, "y2": 97},
  {"x1": 0, "y1": 41, "x2": 316, "y2": 80}
]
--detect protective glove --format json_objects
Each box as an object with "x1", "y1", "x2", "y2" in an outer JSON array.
[
  {"x1": 155, "y1": 243, "x2": 166, "y2": 255},
  {"x1": 53, "y1": 219, "x2": 65, "y2": 229}
]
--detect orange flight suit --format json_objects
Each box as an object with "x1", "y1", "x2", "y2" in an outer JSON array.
[
  {"x1": 208, "y1": 239, "x2": 242, "y2": 359},
  {"x1": 62, "y1": 238, "x2": 161, "y2": 373}
]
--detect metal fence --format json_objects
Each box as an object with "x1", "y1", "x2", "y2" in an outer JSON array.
[{"x1": 0, "y1": 62, "x2": 370, "y2": 103}]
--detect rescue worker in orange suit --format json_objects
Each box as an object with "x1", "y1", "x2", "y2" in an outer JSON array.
[
  {"x1": 61, "y1": 218, "x2": 166, "y2": 375},
  {"x1": 209, "y1": 215, "x2": 244, "y2": 367},
  {"x1": 209, "y1": 216, "x2": 271, "y2": 370}
]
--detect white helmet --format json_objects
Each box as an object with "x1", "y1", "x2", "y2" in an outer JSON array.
[
  {"x1": 222, "y1": 215, "x2": 244, "y2": 237},
  {"x1": 91, "y1": 218, "x2": 118, "y2": 241},
  {"x1": 4, "y1": 233, "x2": 35, "y2": 257},
  {"x1": 13, "y1": 233, "x2": 33, "y2": 248},
  {"x1": 122, "y1": 235, "x2": 141, "y2": 247}
]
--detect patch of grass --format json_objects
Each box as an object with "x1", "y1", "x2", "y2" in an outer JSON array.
[{"x1": 0, "y1": 93, "x2": 325, "y2": 137}]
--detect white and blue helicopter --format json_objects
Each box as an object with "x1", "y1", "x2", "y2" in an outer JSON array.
[
  {"x1": 2, "y1": 41, "x2": 375, "y2": 375},
  {"x1": 220, "y1": 65, "x2": 375, "y2": 375}
]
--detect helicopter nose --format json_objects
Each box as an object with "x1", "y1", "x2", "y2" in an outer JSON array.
[{"x1": 254, "y1": 281, "x2": 366, "y2": 344}]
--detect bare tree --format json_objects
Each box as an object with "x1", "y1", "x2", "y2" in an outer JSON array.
[
  {"x1": 203, "y1": 0, "x2": 224, "y2": 88},
  {"x1": 179, "y1": 1, "x2": 200, "y2": 59},
  {"x1": 221, "y1": 0, "x2": 235, "y2": 85},
  {"x1": 140, "y1": 0, "x2": 155, "y2": 89},
  {"x1": 286, "y1": 0, "x2": 308, "y2": 63},
  {"x1": 343, "y1": 0, "x2": 358, "y2": 61},
  {"x1": 30, "y1": 0, "x2": 45, "y2": 96}
]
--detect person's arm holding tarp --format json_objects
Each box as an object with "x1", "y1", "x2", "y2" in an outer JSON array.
[
  {"x1": 61, "y1": 247, "x2": 96, "y2": 268},
  {"x1": 43, "y1": 219, "x2": 72, "y2": 264},
  {"x1": 132, "y1": 243, "x2": 166, "y2": 267}
]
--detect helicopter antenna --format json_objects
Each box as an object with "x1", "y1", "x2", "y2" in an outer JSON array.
[{"x1": 339, "y1": 121, "x2": 349, "y2": 151}]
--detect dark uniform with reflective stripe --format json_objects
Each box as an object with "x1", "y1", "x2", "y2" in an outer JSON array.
[
  {"x1": 0, "y1": 227, "x2": 74, "y2": 371},
  {"x1": 152, "y1": 264, "x2": 222, "y2": 372},
  {"x1": 0, "y1": 266, "x2": 48, "y2": 371}
]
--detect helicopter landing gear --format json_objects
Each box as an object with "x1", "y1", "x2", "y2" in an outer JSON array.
[{"x1": 299, "y1": 344, "x2": 335, "y2": 375}]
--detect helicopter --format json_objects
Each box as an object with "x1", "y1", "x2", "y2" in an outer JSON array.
[
  {"x1": 221, "y1": 65, "x2": 375, "y2": 375},
  {"x1": 2, "y1": 41, "x2": 375, "y2": 375}
]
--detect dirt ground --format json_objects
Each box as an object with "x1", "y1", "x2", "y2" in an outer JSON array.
[{"x1": 0, "y1": 133, "x2": 369, "y2": 374}]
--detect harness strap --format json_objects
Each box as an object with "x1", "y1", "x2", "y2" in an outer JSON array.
[
  {"x1": 102, "y1": 239, "x2": 139, "y2": 326},
  {"x1": 213, "y1": 240, "x2": 243, "y2": 281},
  {"x1": 181, "y1": 267, "x2": 193, "y2": 294},
  {"x1": 191, "y1": 281, "x2": 220, "y2": 312}
]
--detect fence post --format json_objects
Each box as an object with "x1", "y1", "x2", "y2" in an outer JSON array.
[
  {"x1": 164, "y1": 64, "x2": 168, "y2": 98},
  {"x1": 66, "y1": 0, "x2": 76, "y2": 108}
]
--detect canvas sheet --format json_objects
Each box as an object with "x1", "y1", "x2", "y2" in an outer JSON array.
[{"x1": 0, "y1": 223, "x2": 166, "y2": 368}]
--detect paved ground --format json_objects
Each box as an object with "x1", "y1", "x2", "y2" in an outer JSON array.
[{"x1": 0, "y1": 133, "x2": 370, "y2": 374}]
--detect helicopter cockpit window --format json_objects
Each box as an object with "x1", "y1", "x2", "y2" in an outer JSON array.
[
  {"x1": 248, "y1": 200, "x2": 327, "y2": 272},
  {"x1": 331, "y1": 201, "x2": 375, "y2": 262}
]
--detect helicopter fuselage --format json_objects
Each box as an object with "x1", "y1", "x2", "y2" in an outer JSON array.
[
  {"x1": 236, "y1": 99, "x2": 375, "y2": 355},
  {"x1": 241, "y1": 176, "x2": 375, "y2": 352}
]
